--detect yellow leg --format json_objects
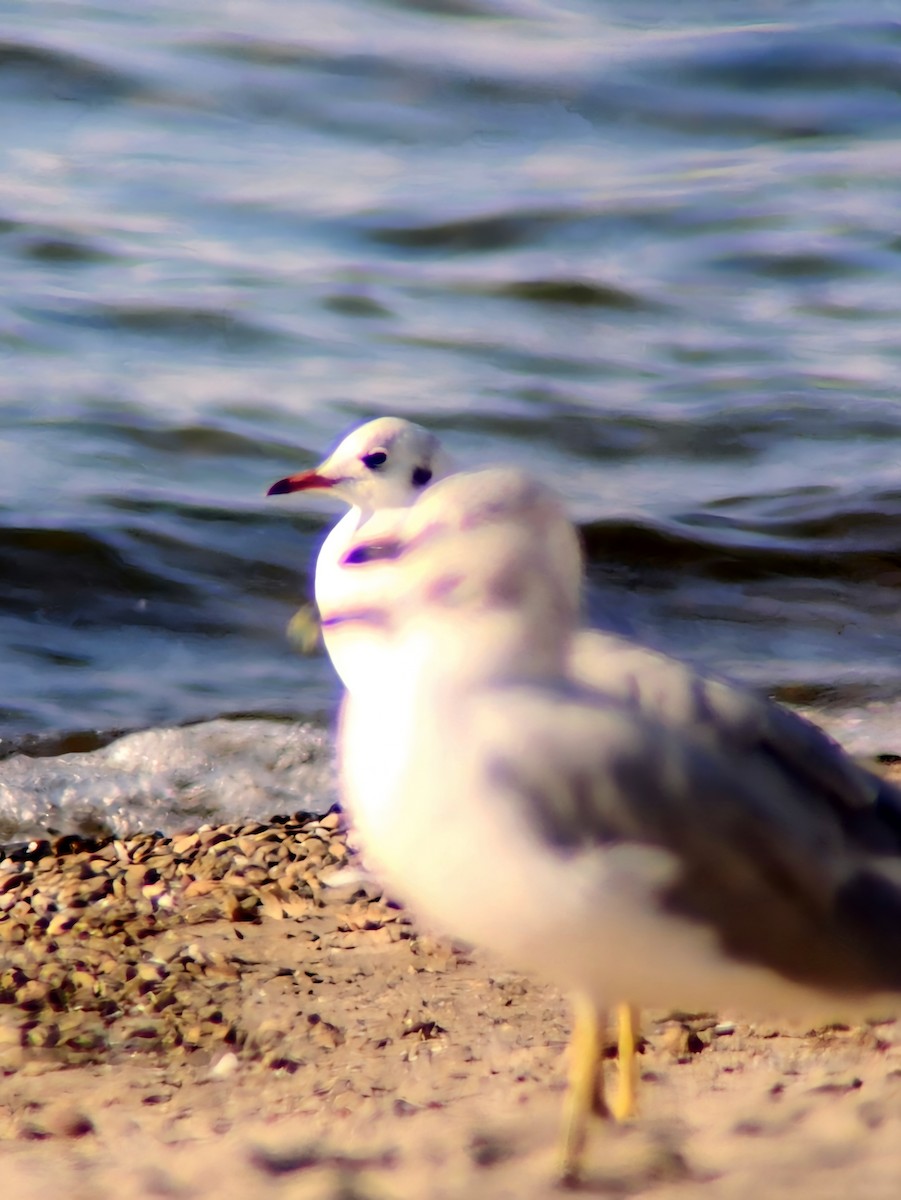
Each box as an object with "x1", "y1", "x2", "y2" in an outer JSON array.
[
  {"x1": 610, "y1": 1002, "x2": 640, "y2": 1122},
  {"x1": 558, "y1": 999, "x2": 641, "y2": 1184},
  {"x1": 559, "y1": 993, "x2": 607, "y2": 1185}
]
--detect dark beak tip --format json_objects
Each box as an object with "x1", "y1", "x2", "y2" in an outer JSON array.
[{"x1": 266, "y1": 470, "x2": 337, "y2": 497}]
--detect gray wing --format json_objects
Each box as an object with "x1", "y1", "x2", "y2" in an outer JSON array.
[
  {"x1": 480, "y1": 681, "x2": 901, "y2": 998},
  {"x1": 570, "y1": 630, "x2": 901, "y2": 854}
]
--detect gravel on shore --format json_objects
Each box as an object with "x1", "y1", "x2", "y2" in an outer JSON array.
[{"x1": 0, "y1": 808, "x2": 407, "y2": 1071}]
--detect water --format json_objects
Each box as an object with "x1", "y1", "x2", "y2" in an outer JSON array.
[
  {"x1": 0, "y1": 719, "x2": 336, "y2": 842},
  {"x1": 3, "y1": 1, "x2": 901, "y2": 833}
]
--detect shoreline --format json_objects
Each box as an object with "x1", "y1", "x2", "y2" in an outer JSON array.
[
  {"x1": 1, "y1": 697, "x2": 900, "y2": 848},
  {"x1": 0, "y1": 811, "x2": 898, "y2": 1197}
]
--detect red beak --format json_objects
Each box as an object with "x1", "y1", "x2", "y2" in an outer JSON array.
[{"x1": 267, "y1": 470, "x2": 337, "y2": 496}]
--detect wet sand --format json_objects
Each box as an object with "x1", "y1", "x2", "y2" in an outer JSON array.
[{"x1": 0, "y1": 811, "x2": 899, "y2": 1199}]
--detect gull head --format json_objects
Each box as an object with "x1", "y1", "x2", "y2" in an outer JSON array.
[
  {"x1": 338, "y1": 468, "x2": 584, "y2": 684},
  {"x1": 267, "y1": 417, "x2": 453, "y2": 514},
  {"x1": 347, "y1": 467, "x2": 584, "y2": 624}
]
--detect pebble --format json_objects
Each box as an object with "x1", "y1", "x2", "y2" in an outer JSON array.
[{"x1": 210, "y1": 1051, "x2": 240, "y2": 1078}]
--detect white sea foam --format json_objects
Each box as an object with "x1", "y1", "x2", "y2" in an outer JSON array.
[{"x1": 0, "y1": 719, "x2": 336, "y2": 842}]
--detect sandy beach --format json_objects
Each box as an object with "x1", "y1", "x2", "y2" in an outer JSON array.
[{"x1": 0, "y1": 807, "x2": 899, "y2": 1200}]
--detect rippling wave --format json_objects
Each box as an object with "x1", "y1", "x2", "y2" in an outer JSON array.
[{"x1": 2, "y1": 1, "x2": 901, "y2": 765}]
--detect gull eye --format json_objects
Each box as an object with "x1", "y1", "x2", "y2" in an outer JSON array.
[
  {"x1": 411, "y1": 466, "x2": 432, "y2": 487},
  {"x1": 361, "y1": 450, "x2": 388, "y2": 470}
]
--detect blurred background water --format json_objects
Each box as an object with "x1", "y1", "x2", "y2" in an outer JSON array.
[{"x1": 3, "y1": 0, "x2": 901, "y2": 834}]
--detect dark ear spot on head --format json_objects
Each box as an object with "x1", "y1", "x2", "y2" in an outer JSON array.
[
  {"x1": 489, "y1": 565, "x2": 527, "y2": 608},
  {"x1": 342, "y1": 539, "x2": 404, "y2": 566},
  {"x1": 411, "y1": 466, "x2": 432, "y2": 487}
]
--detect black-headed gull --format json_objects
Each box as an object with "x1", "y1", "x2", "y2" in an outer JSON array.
[
  {"x1": 267, "y1": 417, "x2": 454, "y2": 689},
  {"x1": 336, "y1": 466, "x2": 901, "y2": 1182}
]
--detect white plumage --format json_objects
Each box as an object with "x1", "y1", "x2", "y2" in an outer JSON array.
[{"x1": 334, "y1": 466, "x2": 901, "y2": 1178}]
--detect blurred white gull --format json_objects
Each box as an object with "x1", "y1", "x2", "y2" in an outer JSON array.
[
  {"x1": 335, "y1": 466, "x2": 901, "y2": 1182},
  {"x1": 266, "y1": 416, "x2": 880, "y2": 1134},
  {"x1": 267, "y1": 417, "x2": 455, "y2": 688}
]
